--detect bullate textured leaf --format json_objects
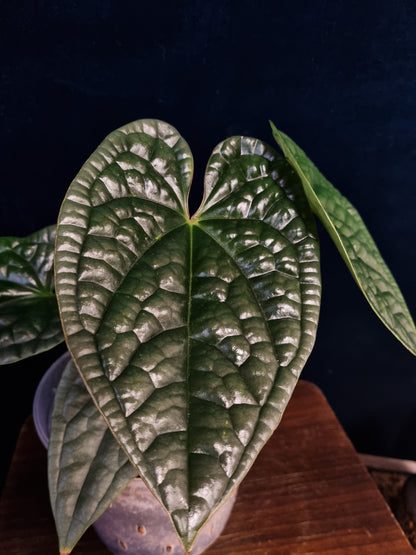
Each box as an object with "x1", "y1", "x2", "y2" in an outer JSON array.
[
  {"x1": 55, "y1": 119, "x2": 321, "y2": 551},
  {"x1": 48, "y1": 357, "x2": 137, "y2": 553},
  {"x1": 0, "y1": 225, "x2": 63, "y2": 364}
]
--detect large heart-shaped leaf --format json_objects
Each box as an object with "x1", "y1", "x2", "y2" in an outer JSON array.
[
  {"x1": 271, "y1": 122, "x2": 416, "y2": 356},
  {"x1": 0, "y1": 225, "x2": 63, "y2": 364},
  {"x1": 48, "y1": 356, "x2": 137, "y2": 554},
  {"x1": 55, "y1": 119, "x2": 321, "y2": 551}
]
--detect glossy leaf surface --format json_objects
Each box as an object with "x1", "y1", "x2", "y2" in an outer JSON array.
[
  {"x1": 271, "y1": 122, "x2": 416, "y2": 356},
  {"x1": 48, "y1": 357, "x2": 137, "y2": 554},
  {"x1": 0, "y1": 225, "x2": 63, "y2": 364},
  {"x1": 55, "y1": 119, "x2": 321, "y2": 551}
]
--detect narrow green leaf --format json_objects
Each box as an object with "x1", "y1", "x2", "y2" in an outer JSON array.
[
  {"x1": 271, "y1": 122, "x2": 416, "y2": 356},
  {"x1": 48, "y1": 356, "x2": 137, "y2": 553},
  {"x1": 0, "y1": 225, "x2": 63, "y2": 364},
  {"x1": 55, "y1": 119, "x2": 321, "y2": 551}
]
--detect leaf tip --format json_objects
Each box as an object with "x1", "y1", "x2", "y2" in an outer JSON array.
[
  {"x1": 268, "y1": 119, "x2": 278, "y2": 134},
  {"x1": 268, "y1": 121, "x2": 286, "y2": 152}
]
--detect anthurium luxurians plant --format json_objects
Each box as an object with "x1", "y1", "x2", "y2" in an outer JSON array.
[
  {"x1": 0, "y1": 119, "x2": 415, "y2": 554},
  {"x1": 54, "y1": 120, "x2": 321, "y2": 552}
]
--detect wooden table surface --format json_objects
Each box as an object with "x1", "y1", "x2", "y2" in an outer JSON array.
[{"x1": 0, "y1": 381, "x2": 413, "y2": 554}]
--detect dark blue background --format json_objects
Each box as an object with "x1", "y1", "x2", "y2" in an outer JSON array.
[{"x1": 1, "y1": 1, "x2": 415, "y2": 488}]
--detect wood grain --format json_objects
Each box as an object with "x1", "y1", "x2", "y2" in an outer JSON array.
[{"x1": 0, "y1": 381, "x2": 412, "y2": 554}]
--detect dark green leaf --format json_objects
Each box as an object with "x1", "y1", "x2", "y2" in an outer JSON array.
[
  {"x1": 55, "y1": 119, "x2": 321, "y2": 551},
  {"x1": 271, "y1": 122, "x2": 416, "y2": 356},
  {"x1": 0, "y1": 225, "x2": 63, "y2": 364},
  {"x1": 48, "y1": 356, "x2": 137, "y2": 553}
]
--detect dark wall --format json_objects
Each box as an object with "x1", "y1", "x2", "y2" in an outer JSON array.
[{"x1": 1, "y1": 1, "x2": 415, "y2": 487}]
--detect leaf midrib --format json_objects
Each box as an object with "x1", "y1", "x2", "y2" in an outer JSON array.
[{"x1": 185, "y1": 223, "x2": 194, "y2": 526}]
